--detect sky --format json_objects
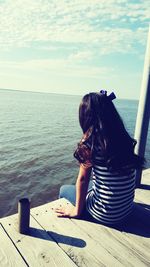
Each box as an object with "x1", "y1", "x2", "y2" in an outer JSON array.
[{"x1": 0, "y1": 0, "x2": 149, "y2": 99}]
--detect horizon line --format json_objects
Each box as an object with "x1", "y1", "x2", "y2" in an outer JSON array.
[{"x1": 0, "y1": 87, "x2": 139, "y2": 101}]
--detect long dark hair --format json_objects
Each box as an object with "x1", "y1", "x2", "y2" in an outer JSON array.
[{"x1": 76, "y1": 92, "x2": 144, "y2": 171}]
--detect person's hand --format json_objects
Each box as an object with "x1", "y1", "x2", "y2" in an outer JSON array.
[{"x1": 54, "y1": 204, "x2": 79, "y2": 218}]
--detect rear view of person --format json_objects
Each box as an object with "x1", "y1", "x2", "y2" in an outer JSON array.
[{"x1": 55, "y1": 91, "x2": 144, "y2": 225}]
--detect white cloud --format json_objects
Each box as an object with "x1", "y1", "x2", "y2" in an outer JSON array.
[
  {"x1": 68, "y1": 51, "x2": 93, "y2": 61},
  {"x1": 0, "y1": 0, "x2": 149, "y2": 55},
  {"x1": 0, "y1": 0, "x2": 147, "y2": 98},
  {"x1": 100, "y1": 27, "x2": 148, "y2": 55},
  {"x1": 0, "y1": 59, "x2": 114, "y2": 79}
]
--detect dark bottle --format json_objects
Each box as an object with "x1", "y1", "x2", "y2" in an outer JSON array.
[{"x1": 18, "y1": 198, "x2": 30, "y2": 234}]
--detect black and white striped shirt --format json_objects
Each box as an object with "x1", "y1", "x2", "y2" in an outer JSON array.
[
  {"x1": 75, "y1": 134, "x2": 136, "y2": 225},
  {"x1": 86, "y1": 161, "x2": 136, "y2": 225}
]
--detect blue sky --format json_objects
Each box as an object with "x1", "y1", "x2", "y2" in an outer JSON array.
[{"x1": 0, "y1": 0, "x2": 149, "y2": 99}]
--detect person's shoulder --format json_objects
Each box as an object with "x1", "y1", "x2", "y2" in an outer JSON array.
[{"x1": 74, "y1": 133, "x2": 92, "y2": 166}]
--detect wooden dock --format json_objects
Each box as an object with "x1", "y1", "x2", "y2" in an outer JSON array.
[{"x1": 0, "y1": 169, "x2": 150, "y2": 267}]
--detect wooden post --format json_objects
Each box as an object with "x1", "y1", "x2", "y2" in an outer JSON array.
[
  {"x1": 134, "y1": 25, "x2": 150, "y2": 187},
  {"x1": 18, "y1": 198, "x2": 30, "y2": 234}
]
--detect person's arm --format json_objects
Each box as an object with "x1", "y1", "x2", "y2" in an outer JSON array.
[
  {"x1": 55, "y1": 164, "x2": 92, "y2": 218},
  {"x1": 75, "y1": 164, "x2": 92, "y2": 216}
]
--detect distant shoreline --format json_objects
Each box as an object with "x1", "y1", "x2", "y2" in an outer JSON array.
[
  {"x1": 0, "y1": 88, "x2": 139, "y2": 101},
  {"x1": 0, "y1": 88, "x2": 83, "y2": 98}
]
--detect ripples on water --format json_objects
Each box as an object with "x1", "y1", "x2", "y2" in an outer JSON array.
[{"x1": 0, "y1": 89, "x2": 150, "y2": 217}]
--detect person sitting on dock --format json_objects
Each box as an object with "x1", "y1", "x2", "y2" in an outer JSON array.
[{"x1": 55, "y1": 90, "x2": 144, "y2": 225}]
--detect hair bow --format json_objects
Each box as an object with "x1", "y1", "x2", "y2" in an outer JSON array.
[{"x1": 100, "y1": 90, "x2": 116, "y2": 101}]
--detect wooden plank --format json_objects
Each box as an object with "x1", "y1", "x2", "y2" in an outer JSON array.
[
  {"x1": 135, "y1": 188, "x2": 150, "y2": 205},
  {"x1": 141, "y1": 169, "x2": 150, "y2": 187},
  {"x1": 142, "y1": 168, "x2": 150, "y2": 178},
  {"x1": 72, "y1": 215, "x2": 150, "y2": 267},
  {"x1": 31, "y1": 198, "x2": 125, "y2": 267},
  {"x1": 135, "y1": 169, "x2": 150, "y2": 205},
  {"x1": 0, "y1": 213, "x2": 76, "y2": 267},
  {"x1": 0, "y1": 223, "x2": 27, "y2": 267}
]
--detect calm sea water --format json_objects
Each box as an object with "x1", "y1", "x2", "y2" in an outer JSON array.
[{"x1": 0, "y1": 89, "x2": 150, "y2": 217}]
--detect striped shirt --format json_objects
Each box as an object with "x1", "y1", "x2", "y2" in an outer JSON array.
[
  {"x1": 86, "y1": 164, "x2": 136, "y2": 225},
  {"x1": 75, "y1": 134, "x2": 136, "y2": 225}
]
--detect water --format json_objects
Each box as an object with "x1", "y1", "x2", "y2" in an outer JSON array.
[{"x1": 0, "y1": 89, "x2": 150, "y2": 218}]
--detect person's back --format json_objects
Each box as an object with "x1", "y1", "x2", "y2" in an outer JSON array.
[
  {"x1": 56, "y1": 91, "x2": 144, "y2": 225},
  {"x1": 86, "y1": 139, "x2": 136, "y2": 224}
]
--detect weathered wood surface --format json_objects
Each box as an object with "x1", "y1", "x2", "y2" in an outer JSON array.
[
  {"x1": 135, "y1": 168, "x2": 150, "y2": 205},
  {"x1": 0, "y1": 212, "x2": 76, "y2": 267},
  {"x1": 31, "y1": 199, "x2": 123, "y2": 267},
  {"x1": 0, "y1": 224, "x2": 27, "y2": 267},
  {"x1": 0, "y1": 168, "x2": 150, "y2": 267}
]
